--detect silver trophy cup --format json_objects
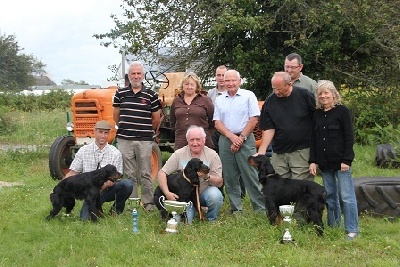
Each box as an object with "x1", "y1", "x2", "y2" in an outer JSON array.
[
  {"x1": 128, "y1": 197, "x2": 141, "y2": 211},
  {"x1": 279, "y1": 204, "x2": 295, "y2": 243},
  {"x1": 159, "y1": 196, "x2": 191, "y2": 233}
]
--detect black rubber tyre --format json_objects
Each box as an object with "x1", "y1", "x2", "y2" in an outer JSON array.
[
  {"x1": 151, "y1": 143, "x2": 162, "y2": 181},
  {"x1": 49, "y1": 136, "x2": 75, "y2": 180},
  {"x1": 354, "y1": 177, "x2": 400, "y2": 217}
]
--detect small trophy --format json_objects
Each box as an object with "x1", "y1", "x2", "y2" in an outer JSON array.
[
  {"x1": 279, "y1": 204, "x2": 295, "y2": 243},
  {"x1": 129, "y1": 197, "x2": 141, "y2": 211},
  {"x1": 159, "y1": 196, "x2": 190, "y2": 233},
  {"x1": 129, "y1": 198, "x2": 141, "y2": 234}
]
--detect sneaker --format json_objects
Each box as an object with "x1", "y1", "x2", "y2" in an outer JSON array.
[
  {"x1": 346, "y1": 233, "x2": 358, "y2": 240},
  {"x1": 232, "y1": 210, "x2": 243, "y2": 218},
  {"x1": 201, "y1": 206, "x2": 208, "y2": 213},
  {"x1": 144, "y1": 205, "x2": 155, "y2": 212}
]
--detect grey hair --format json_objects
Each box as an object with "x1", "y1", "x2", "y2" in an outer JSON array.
[
  {"x1": 272, "y1": 71, "x2": 291, "y2": 84},
  {"x1": 285, "y1": 53, "x2": 303, "y2": 65},
  {"x1": 129, "y1": 61, "x2": 145, "y2": 74},
  {"x1": 224, "y1": 69, "x2": 241, "y2": 80},
  {"x1": 315, "y1": 80, "x2": 341, "y2": 109},
  {"x1": 186, "y1": 125, "x2": 206, "y2": 140}
]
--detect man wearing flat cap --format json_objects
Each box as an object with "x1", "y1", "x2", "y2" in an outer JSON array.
[{"x1": 65, "y1": 120, "x2": 133, "y2": 220}]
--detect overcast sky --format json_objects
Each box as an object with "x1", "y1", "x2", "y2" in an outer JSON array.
[{"x1": 0, "y1": 0, "x2": 125, "y2": 86}]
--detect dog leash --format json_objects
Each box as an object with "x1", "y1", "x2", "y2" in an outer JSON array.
[{"x1": 182, "y1": 172, "x2": 205, "y2": 221}]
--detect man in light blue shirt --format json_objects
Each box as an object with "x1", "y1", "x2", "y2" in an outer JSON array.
[{"x1": 213, "y1": 70, "x2": 265, "y2": 213}]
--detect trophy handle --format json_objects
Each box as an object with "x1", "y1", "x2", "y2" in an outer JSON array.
[{"x1": 159, "y1": 195, "x2": 166, "y2": 210}]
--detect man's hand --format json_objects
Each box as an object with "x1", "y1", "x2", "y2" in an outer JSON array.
[
  {"x1": 165, "y1": 191, "x2": 179, "y2": 201},
  {"x1": 101, "y1": 180, "x2": 116, "y2": 192},
  {"x1": 197, "y1": 171, "x2": 210, "y2": 181}
]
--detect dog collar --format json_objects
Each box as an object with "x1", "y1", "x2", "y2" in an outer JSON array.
[{"x1": 182, "y1": 172, "x2": 192, "y2": 184}]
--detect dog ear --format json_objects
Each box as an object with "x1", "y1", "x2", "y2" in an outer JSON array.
[{"x1": 248, "y1": 156, "x2": 259, "y2": 167}]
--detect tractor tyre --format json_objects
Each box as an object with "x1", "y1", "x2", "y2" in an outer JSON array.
[
  {"x1": 49, "y1": 136, "x2": 75, "y2": 180},
  {"x1": 354, "y1": 177, "x2": 400, "y2": 217},
  {"x1": 151, "y1": 142, "x2": 162, "y2": 181}
]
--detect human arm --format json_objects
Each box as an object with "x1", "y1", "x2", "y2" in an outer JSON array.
[
  {"x1": 152, "y1": 110, "x2": 161, "y2": 131},
  {"x1": 214, "y1": 120, "x2": 244, "y2": 151},
  {"x1": 157, "y1": 152, "x2": 180, "y2": 200},
  {"x1": 341, "y1": 106, "x2": 355, "y2": 166},
  {"x1": 309, "y1": 113, "x2": 317, "y2": 176},
  {"x1": 205, "y1": 97, "x2": 215, "y2": 130},
  {"x1": 197, "y1": 152, "x2": 223, "y2": 187},
  {"x1": 257, "y1": 129, "x2": 275, "y2": 155},
  {"x1": 64, "y1": 170, "x2": 79, "y2": 179},
  {"x1": 113, "y1": 107, "x2": 120, "y2": 127},
  {"x1": 169, "y1": 98, "x2": 177, "y2": 131},
  {"x1": 157, "y1": 169, "x2": 179, "y2": 201}
]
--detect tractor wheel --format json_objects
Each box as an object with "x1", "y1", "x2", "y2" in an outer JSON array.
[
  {"x1": 49, "y1": 136, "x2": 75, "y2": 180},
  {"x1": 151, "y1": 143, "x2": 162, "y2": 181},
  {"x1": 354, "y1": 177, "x2": 400, "y2": 217}
]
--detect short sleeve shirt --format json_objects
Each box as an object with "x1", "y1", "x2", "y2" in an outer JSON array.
[
  {"x1": 213, "y1": 88, "x2": 260, "y2": 133},
  {"x1": 161, "y1": 146, "x2": 222, "y2": 194}
]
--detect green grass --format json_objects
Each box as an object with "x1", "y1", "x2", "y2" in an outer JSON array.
[
  {"x1": 0, "y1": 110, "x2": 399, "y2": 267},
  {"x1": 0, "y1": 109, "x2": 69, "y2": 146}
]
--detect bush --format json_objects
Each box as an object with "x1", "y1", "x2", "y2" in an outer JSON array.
[
  {"x1": 342, "y1": 84, "x2": 400, "y2": 145},
  {"x1": 0, "y1": 90, "x2": 72, "y2": 112}
]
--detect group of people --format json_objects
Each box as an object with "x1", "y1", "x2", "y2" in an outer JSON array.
[
  {"x1": 65, "y1": 54, "x2": 359, "y2": 240},
  {"x1": 257, "y1": 54, "x2": 358, "y2": 240}
]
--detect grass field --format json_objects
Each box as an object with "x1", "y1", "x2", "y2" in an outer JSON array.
[{"x1": 0, "y1": 110, "x2": 398, "y2": 267}]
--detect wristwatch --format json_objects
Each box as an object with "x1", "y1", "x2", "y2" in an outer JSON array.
[{"x1": 240, "y1": 133, "x2": 247, "y2": 141}]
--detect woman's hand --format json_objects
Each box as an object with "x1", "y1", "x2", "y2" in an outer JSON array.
[
  {"x1": 309, "y1": 163, "x2": 317, "y2": 176},
  {"x1": 341, "y1": 163, "x2": 350, "y2": 172}
]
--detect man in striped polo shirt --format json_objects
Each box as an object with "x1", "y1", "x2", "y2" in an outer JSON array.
[{"x1": 113, "y1": 61, "x2": 161, "y2": 212}]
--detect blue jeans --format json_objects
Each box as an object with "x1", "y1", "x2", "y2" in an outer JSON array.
[
  {"x1": 321, "y1": 168, "x2": 359, "y2": 233},
  {"x1": 80, "y1": 179, "x2": 133, "y2": 220},
  {"x1": 186, "y1": 186, "x2": 223, "y2": 224}
]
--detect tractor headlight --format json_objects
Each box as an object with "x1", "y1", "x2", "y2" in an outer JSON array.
[{"x1": 66, "y1": 122, "x2": 74, "y2": 132}]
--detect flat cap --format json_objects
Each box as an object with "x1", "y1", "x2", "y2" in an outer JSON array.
[{"x1": 95, "y1": 120, "x2": 111, "y2": 130}]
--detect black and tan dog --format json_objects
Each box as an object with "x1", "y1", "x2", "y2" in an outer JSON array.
[
  {"x1": 46, "y1": 164, "x2": 120, "y2": 221},
  {"x1": 249, "y1": 155, "x2": 326, "y2": 236},
  {"x1": 154, "y1": 158, "x2": 210, "y2": 221}
]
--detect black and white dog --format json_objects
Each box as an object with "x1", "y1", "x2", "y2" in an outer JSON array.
[
  {"x1": 46, "y1": 164, "x2": 120, "y2": 221},
  {"x1": 154, "y1": 158, "x2": 210, "y2": 221},
  {"x1": 249, "y1": 155, "x2": 326, "y2": 236}
]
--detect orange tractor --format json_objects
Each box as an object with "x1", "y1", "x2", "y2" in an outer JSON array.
[{"x1": 48, "y1": 71, "x2": 264, "y2": 180}]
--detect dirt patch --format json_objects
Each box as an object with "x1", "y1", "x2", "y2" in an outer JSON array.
[{"x1": 0, "y1": 181, "x2": 23, "y2": 188}]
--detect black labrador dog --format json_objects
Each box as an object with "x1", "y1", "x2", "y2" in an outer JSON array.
[
  {"x1": 46, "y1": 164, "x2": 120, "y2": 221},
  {"x1": 249, "y1": 155, "x2": 326, "y2": 236},
  {"x1": 154, "y1": 158, "x2": 210, "y2": 221}
]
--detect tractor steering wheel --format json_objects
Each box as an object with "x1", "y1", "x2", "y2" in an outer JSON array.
[{"x1": 144, "y1": 71, "x2": 169, "y2": 92}]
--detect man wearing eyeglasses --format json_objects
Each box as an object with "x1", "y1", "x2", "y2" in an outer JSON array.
[
  {"x1": 65, "y1": 120, "x2": 133, "y2": 220},
  {"x1": 284, "y1": 53, "x2": 317, "y2": 94},
  {"x1": 257, "y1": 72, "x2": 316, "y2": 181}
]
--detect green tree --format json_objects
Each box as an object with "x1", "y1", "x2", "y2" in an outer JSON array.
[
  {"x1": 95, "y1": 0, "x2": 400, "y2": 99},
  {"x1": 0, "y1": 33, "x2": 46, "y2": 91}
]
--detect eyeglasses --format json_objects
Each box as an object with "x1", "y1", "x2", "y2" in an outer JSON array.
[{"x1": 284, "y1": 65, "x2": 300, "y2": 70}]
